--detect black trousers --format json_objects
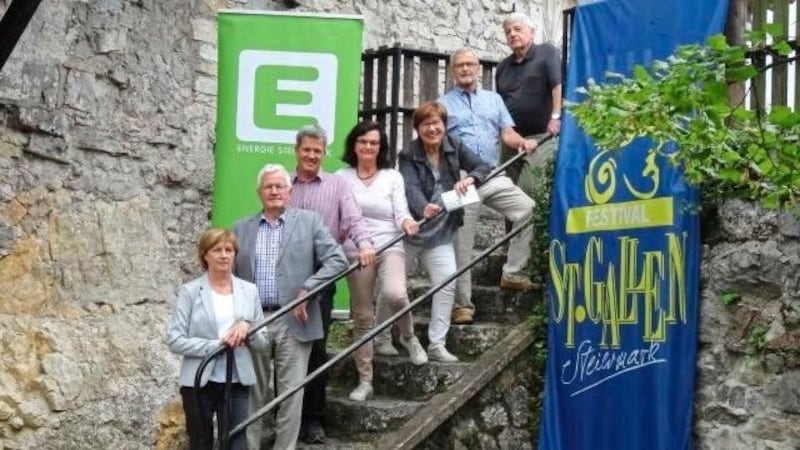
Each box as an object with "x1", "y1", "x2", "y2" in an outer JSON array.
[
  {"x1": 301, "y1": 285, "x2": 335, "y2": 426},
  {"x1": 180, "y1": 382, "x2": 249, "y2": 450}
]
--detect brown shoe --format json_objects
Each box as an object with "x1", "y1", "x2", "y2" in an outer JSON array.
[
  {"x1": 500, "y1": 274, "x2": 541, "y2": 291},
  {"x1": 451, "y1": 307, "x2": 474, "y2": 325}
]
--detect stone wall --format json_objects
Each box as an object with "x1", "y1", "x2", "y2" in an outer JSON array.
[
  {"x1": 423, "y1": 357, "x2": 540, "y2": 449},
  {"x1": 419, "y1": 326, "x2": 547, "y2": 450},
  {"x1": 694, "y1": 200, "x2": 800, "y2": 450},
  {"x1": 0, "y1": 0, "x2": 558, "y2": 448},
  {"x1": 5, "y1": 0, "x2": 797, "y2": 449},
  {"x1": 422, "y1": 199, "x2": 800, "y2": 450}
]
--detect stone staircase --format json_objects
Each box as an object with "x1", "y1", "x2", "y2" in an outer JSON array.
[{"x1": 294, "y1": 210, "x2": 544, "y2": 450}]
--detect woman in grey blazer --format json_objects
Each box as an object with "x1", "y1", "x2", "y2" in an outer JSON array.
[{"x1": 166, "y1": 228, "x2": 268, "y2": 450}]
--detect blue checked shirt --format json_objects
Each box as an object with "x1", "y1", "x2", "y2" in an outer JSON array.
[
  {"x1": 254, "y1": 213, "x2": 284, "y2": 309},
  {"x1": 438, "y1": 87, "x2": 515, "y2": 166}
]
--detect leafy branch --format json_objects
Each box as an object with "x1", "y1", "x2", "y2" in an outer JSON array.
[{"x1": 568, "y1": 25, "x2": 800, "y2": 208}]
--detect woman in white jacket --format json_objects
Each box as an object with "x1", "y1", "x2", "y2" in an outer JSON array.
[{"x1": 166, "y1": 228, "x2": 268, "y2": 450}]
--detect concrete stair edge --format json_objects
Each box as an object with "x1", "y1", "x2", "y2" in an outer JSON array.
[{"x1": 378, "y1": 320, "x2": 536, "y2": 450}]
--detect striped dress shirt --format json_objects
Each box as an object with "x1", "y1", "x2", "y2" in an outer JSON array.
[{"x1": 289, "y1": 172, "x2": 373, "y2": 248}]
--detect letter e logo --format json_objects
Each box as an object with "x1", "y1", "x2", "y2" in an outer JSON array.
[{"x1": 236, "y1": 50, "x2": 338, "y2": 145}]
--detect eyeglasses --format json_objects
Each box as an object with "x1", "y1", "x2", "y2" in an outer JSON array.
[
  {"x1": 453, "y1": 61, "x2": 479, "y2": 69},
  {"x1": 261, "y1": 184, "x2": 288, "y2": 191},
  {"x1": 420, "y1": 119, "x2": 443, "y2": 128},
  {"x1": 356, "y1": 138, "x2": 381, "y2": 147}
]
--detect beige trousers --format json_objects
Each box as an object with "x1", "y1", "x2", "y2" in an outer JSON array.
[
  {"x1": 454, "y1": 175, "x2": 535, "y2": 310},
  {"x1": 349, "y1": 249, "x2": 415, "y2": 382}
]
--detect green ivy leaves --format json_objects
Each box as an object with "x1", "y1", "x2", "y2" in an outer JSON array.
[{"x1": 568, "y1": 32, "x2": 800, "y2": 208}]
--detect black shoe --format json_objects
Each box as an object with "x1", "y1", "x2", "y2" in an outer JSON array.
[{"x1": 302, "y1": 422, "x2": 326, "y2": 444}]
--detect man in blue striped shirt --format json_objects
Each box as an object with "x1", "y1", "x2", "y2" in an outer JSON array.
[{"x1": 438, "y1": 47, "x2": 539, "y2": 325}]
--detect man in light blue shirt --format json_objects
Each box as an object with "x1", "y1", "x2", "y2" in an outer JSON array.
[
  {"x1": 439, "y1": 67, "x2": 528, "y2": 166},
  {"x1": 438, "y1": 47, "x2": 539, "y2": 325}
]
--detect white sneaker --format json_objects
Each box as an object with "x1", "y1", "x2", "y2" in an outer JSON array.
[
  {"x1": 428, "y1": 345, "x2": 459, "y2": 362},
  {"x1": 374, "y1": 340, "x2": 400, "y2": 356},
  {"x1": 399, "y1": 335, "x2": 428, "y2": 365},
  {"x1": 348, "y1": 381, "x2": 374, "y2": 401}
]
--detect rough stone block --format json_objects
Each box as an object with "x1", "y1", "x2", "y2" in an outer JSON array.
[
  {"x1": 718, "y1": 199, "x2": 779, "y2": 241},
  {"x1": 191, "y1": 18, "x2": 216, "y2": 43},
  {"x1": 328, "y1": 351, "x2": 466, "y2": 399},
  {"x1": 0, "y1": 237, "x2": 53, "y2": 314},
  {"x1": 497, "y1": 427, "x2": 532, "y2": 450},
  {"x1": 65, "y1": 70, "x2": 115, "y2": 115},
  {"x1": 778, "y1": 209, "x2": 800, "y2": 238},
  {"x1": 48, "y1": 196, "x2": 176, "y2": 308},
  {"x1": 39, "y1": 353, "x2": 83, "y2": 411},
  {"x1": 765, "y1": 372, "x2": 800, "y2": 414},
  {"x1": 194, "y1": 74, "x2": 216, "y2": 95},
  {"x1": 94, "y1": 28, "x2": 128, "y2": 53},
  {"x1": 413, "y1": 319, "x2": 507, "y2": 357},
  {"x1": 325, "y1": 396, "x2": 424, "y2": 437},
  {"x1": 504, "y1": 385, "x2": 530, "y2": 427},
  {"x1": 408, "y1": 283, "x2": 538, "y2": 324}
]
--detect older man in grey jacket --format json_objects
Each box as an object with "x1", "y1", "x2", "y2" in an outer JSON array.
[{"x1": 232, "y1": 163, "x2": 348, "y2": 450}]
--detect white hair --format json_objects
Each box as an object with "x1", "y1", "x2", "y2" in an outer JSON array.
[
  {"x1": 449, "y1": 47, "x2": 479, "y2": 66},
  {"x1": 256, "y1": 163, "x2": 292, "y2": 190},
  {"x1": 503, "y1": 12, "x2": 535, "y2": 30}
]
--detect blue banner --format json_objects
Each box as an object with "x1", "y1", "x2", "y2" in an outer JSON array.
[{"x1": 539, "y1": 1, "x2": 728, "y2": 449}]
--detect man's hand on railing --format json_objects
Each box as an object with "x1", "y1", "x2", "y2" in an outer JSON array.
[
  {"x1": 520, "y1": 139, "x2": 538, "y2": 154},
  {"x1": 401, "y1": 218, "x2": 419, "y2": 236},
  {"x1": 222, "y1": 320, "x2": 250, "y2": 347},
  {"x1": 293, "y1": 289, "x2": 309, "y2": 324}
]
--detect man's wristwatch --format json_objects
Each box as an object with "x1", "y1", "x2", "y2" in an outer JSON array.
[{"x1": 551, "y1": 112, "x2": 561, "y2": 120}]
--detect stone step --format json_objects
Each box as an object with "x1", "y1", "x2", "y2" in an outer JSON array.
[
  {"x1": 324, "y1": 394, "x2": 425, "y2": 438},
  {"x1": 296, "y1": 438, "x2": 375, "y2": 450},
  {"x1": 407, "y1": 283, "x2": 539, "y2": 324},
  {"x1": 412, "y1": 318, "x2": 510, "y2": 358},
  {"x1": 327, "y1": 350, "x2": 468, "y2": 400},
  {"x1": 409, "y1": 252, "x2": 508, "y2": 286}
]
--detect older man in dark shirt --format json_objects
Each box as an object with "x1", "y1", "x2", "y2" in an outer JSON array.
[{"x1": 496, "y1": 12, "x2": 562, "y2": 199}]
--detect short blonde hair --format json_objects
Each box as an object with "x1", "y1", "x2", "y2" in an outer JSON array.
[{"x1": 197, "y1": 228, "x2": 239, "y2": 270}]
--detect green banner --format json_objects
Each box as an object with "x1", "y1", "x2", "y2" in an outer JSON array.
[{"x1": 214, "y1": 10, "x2": 364, "y2": 310}]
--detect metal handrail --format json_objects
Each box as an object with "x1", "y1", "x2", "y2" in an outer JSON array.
[
  {"x1": 192, "y1": 132, "x2": 554, "y2": 392},
  {"x1": 196, "y1": 132, "x2": 554, "y2": 449},
  {"x1": 0, "y1": 0, "x2": 44, "y2": 73},
  {"x1": 191, "y1": 222, "x2": 424, "y2": 395},
  {"x1": 227, "y1": 215, "x2": 536, "y2": 442}
]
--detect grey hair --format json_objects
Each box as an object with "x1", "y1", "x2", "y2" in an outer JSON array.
[
  {"x1": 256, "y1": 163, "x2": 292, "y2": 190},
  {"x1": 449, "y1": 47, "x2": 479, "y2": 66},
  {"x1": 503, "y1": 12, "x2": 535, "y2": 30},
  {"x1": 295, "y1": 124, "x2": 328, "y2": 150}
]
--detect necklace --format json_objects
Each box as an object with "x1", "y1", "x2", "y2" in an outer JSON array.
[{"x1": 357, "y1": 169, "x2": 377, "y2": 180}]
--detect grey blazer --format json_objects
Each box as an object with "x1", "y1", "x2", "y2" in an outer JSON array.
[
  {"x1": 232, "y1": 207, "x2": 348, "y2": 342},
  {"x1": 166, "y1": 274, "x2": 268, "y2": 387}
]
